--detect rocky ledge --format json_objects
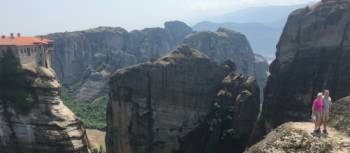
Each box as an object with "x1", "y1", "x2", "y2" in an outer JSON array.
[
  {"x1": 330, "y1": 96, "x2": 350, "y2": 136},
  {"x1": 246, "y1": 122, "x2": 350, "y2": 153},
  {"x1": 248, "y1": 93, "x2": 350, "y2": 152}
]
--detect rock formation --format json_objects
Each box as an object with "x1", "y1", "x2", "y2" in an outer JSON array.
[
  {"x1": 164, "y1": 21, "x2": 193, "y2": 45},
  {"x1": 177, "y1": 72, "x2": 260, "y2": 153},
  {"x1": 48, "y1": 21, "x2": 268, "y2": 105},
  {"x1": 255, "y1": 0, "x2": 350, "y2": 139},
  {"x1": 183, "y1": 28, "x2": 255, "y2": 75},
  {"x1": 0, "y1": 51, "x2": 90, "y2": 153},
  {"x1": 106, "y1": 45, "x2": 260, "y2": 153},
  {"x1": 248, "y1": 91, "x2": 350, "y2": 152},
  {"x1": 254, "y1": 54, "x2": 269, "y2": 93},
  {"x1": 47, "y1": 21, "x2": 193, "y2": 102},
  {"x1": 245, "y1": 122, "x2": 350, "y2": 153},
  {"x1": 329, "y1": 96, "x2": 350, "y2": 136},
  {"x1": 183, "y1": 28, "x2": 268, "y2": 90}
]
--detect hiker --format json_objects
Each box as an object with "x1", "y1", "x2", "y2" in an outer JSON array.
[
  {"x1": 322, "y1": 89, "x2": 332, "y2": 134},
  {"x1": 312, "y1": 92, "x2": 324, "y2": 134}
]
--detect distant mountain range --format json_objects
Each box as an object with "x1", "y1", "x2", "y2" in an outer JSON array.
[{"x1": 193, "y1": 4, "x2": 310, "y2": 57}]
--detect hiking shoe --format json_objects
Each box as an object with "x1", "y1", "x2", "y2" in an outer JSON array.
[
  {"x1": 323, "y1": 129, "x2": 328, "y2": 134},
  {"x1": 313, "y1": 129, "x2": 321, "y2": 134}
]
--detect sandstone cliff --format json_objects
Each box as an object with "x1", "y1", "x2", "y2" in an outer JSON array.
[
  {"x1": 255, "y1": 0, "x2": 350, "y2": 139},
  {"x1": 183, "y1": 28, "x2": 268, "y2": 90},
  {"x1": 0, "y1": 51, "x2": 90, "y2": 153},
  {"x1": 177, "y1": 72, "x2": 260, "y2": 153},
  {"x1": 48, "y1": 21, "x2": 193, "y2": 102},
  {"x1": 183, "y1": 28, "x2": 255, "y2": 75},
  {"x1": 106, "y1": 45, "x2": 260, "y2": 153}
]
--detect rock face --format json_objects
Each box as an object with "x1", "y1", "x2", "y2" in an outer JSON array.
[
  {"x1": 330, "y1": 96, "x2": 350, "y2": 136},
  {"x1": 164, "y1": 21, "x2": 193, "y2": 45},
  {"x1": 106, "y1": 45, "x2": 260, "y2": 153},
  {"x1": 258, "y1": 0, "x2": 350, "y2": 134},
  {"x1": 106, "y1": 45, "x2": 229, "y2": 153},
  {"x1": 0, "y1": 52, "x2": 90, "y2": 152},
  {"x1": 254, "y1": 54, "x2": 269, "y2": 94},
  {"x1": 48, "y1": 21, "x2": 193, "y2": 102},
  {"x1": 183, "y1": 28, "x2": 255, "y2": 75},
  {"x1": 177, "y1": 72, "x2": 260, "y2": 153},
  {"x1": 246, "y1": 122, "x2": 350, "y2": 153},
  {"x1": 183, "y1": 28, "x2": 268, "y2": 90}
]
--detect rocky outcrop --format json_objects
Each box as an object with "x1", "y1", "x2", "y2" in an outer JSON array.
[
  {"x1": 106, "y1": 45, "x2": 260, "y2": 153},
  {"x1": 0, "y1": 51, "x2": 90, "y2": 153},
  {"x1": 164, "y1": 21, "x2": 193, "y2": 45},
  {"x1": 183, "y1": 28, "x2": 255, "y2": 75},
  {"x1": 330, "y1": 96, "x2": 350, "y2": 136},
  {"x1": 248, "y1": 94, "x2": 350, "y2": 152},
  {"x1": 177, "y1": 72, "x2": 260, "y2": 153},
  {"x1": 246, "y1": 122, "x2": 350, "y2": 153},
  {"x1": 183, "y1": 28, "x2": 268, "y2": 89},
  {"x1": 48, "y1": 21, "x2": 193, "y2": 102},
  {"x1": 106, "y1": 45, "x2": 230, "y2": 153},
  {"x1": 256, "y1": 0, "x2": 350, "y2": 138}
]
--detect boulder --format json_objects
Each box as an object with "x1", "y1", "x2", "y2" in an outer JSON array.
[{"x1": 330, "y1": 96, "x2": 350, "y2": 136}]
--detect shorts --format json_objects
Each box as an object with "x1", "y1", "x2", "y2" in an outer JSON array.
[
  {"x1": 313, "y1": 112, "x2": 322, "y2": 123},
  {"x1": 322, "y1": 111, "x2": 330, "y2": 122}
]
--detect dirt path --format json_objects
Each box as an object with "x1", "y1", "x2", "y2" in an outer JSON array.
[
  {"x1": 246, "y1": 122, "x2": 350, "y2": 153},
  {"x1": 86, "y1": 129, "x2": 106, "y2": 150},
  {"x1": 289, "y1": 122, "x2": 350, "y2": 153}
]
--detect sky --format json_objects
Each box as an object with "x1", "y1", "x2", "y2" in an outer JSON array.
[{"x1": 1, "y1": 0, "x2": 316, "y2": 36}]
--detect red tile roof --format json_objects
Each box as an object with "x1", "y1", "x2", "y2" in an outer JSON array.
[{"x1": 0, "y1": 36, "x2": 53, "y2": 46}]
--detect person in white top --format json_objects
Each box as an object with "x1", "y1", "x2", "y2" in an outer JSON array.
[{"x1": 322, "y1": 89, "x2": 332, "y2": 134}]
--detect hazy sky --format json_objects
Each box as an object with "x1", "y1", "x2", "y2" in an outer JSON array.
[{"x1": 2, "y1": 0, "x2": 316, "y2": 35}]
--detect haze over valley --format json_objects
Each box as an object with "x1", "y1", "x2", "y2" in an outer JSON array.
[{"x1": 2, "y1": 0, "x2": 350, "y2": 153}]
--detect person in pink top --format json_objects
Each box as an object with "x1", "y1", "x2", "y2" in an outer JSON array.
[{"x1": 312, "y1": 92, "x2": 324, "y2": 134}]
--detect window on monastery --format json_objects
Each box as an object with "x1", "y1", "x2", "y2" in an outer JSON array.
[{"x1": 27, "y1": 48, "x2": 31, "y2": 56}]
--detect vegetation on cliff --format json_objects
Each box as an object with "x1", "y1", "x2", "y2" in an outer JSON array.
[
  {"x1": 0, "y1": 51, "x2": 37, "y2": 114},
  {"x1": 62, "y1": 93, "x2": 108, "y2": 130}
]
